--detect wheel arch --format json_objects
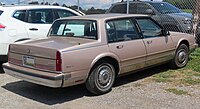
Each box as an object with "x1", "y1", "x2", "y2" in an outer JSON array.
[
  {"x1": 177, "y1": 39, "x2": 189, "y2": 50},
  {"x1": 88, "y1": 53, "x2": 120, "y2": 78}
]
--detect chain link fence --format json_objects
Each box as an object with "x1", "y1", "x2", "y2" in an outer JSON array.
[
  {"x1": 107, "y1": 0, "x2": 200, "y2": 44},
  {"x1": 166, "y1": 0, "x2": 200, "y2": 44}
]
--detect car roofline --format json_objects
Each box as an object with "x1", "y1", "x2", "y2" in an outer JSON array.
[
  {"x1": 56, "y1": 14, "x2": 150, "y2": 21},
  {"x1": 0, "y1": 5, "x2": 83, "y2": 16}
]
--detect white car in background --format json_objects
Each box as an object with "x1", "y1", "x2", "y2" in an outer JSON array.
[{"x1": 0, "y1": 5, "x2": 83, "y2": 61}]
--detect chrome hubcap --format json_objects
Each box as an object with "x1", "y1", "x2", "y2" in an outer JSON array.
[
  {"x1": 99, "y1": 69, "x2": 110, "y2": 85},
  {"x1": 178, "y1": 50, "x2": 186, "y2": 63},
  {"x1": 96, "y1": 64, "x2": 113, "y2": 89}
]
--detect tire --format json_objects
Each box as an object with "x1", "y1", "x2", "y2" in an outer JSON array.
[
  {"x1": 171, "y1": 44, "x2": 189, "y2": 68},
  {"x1": 195, "y1": 34, "x2": 200, "y2": 47},
  {"x1": 86, "y1": 61, "x2": 116, "y2": 95}
]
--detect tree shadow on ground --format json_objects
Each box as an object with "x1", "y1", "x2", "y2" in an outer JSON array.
[{"x1": 2, "y1": 64, "x2": 170, "y2": 105}]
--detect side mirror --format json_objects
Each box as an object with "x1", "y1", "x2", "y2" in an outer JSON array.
[
  {"x1": 146, "y1": 9, "x2": 155, "y2": 15},
  {"x1": 162, "y1": 29, "x2": 170, "y2": 36}
]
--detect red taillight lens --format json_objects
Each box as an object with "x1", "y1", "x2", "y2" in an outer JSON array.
[
  {"x1": 56, "y1": 51, "x2": 62, "y2": 71},
  {"x1": 0, "y1": 23, "x2": 5, "y2": 29}
]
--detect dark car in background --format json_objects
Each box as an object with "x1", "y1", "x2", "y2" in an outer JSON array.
[{"x1": 106, "y1": 1, "x2": 193, "y2": 35}]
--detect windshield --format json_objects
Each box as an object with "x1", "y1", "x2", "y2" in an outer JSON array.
[
  {"x1": 0, "y1": 11, "x2": 3, "y2": 16},
  {"x1": 150, "y1": 2, "x2": 182, "y2": 14},
  {"x1": 49, "y1": 20, "x2": 98, "y2": 40}
]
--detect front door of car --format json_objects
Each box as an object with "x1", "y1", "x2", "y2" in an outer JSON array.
[
  {"x1": 135, "y1": 18, "x2": 175, "y2": 67},
  {"x1": 25, "y1": 9, "x2": 53, "y2": 39},
  {"x1": 106, "y1": 19, "x2": 146, "y2": 74}
]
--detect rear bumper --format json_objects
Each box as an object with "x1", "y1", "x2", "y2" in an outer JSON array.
[{"x1": 3, "y1": 63, "x2": 71, "y2": 88}]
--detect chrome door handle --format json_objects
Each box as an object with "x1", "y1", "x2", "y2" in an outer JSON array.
[
  {"x1": 116, "y1": 45, "x2": 123, "y2": 49},
  {"x1": 147, "y1": 40, "x2": 152, "y2": 44}
]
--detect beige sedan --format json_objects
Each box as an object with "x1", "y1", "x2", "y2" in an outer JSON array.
[{"x1": 3, "y1": 14, "x2": 197, "y2": 95}]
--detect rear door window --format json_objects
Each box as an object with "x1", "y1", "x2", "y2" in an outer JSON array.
[
  {"x1": 27, "y1": 9, "x2": 53, "y2": 24},
  {"x1": 136, "y1": 3, "x2": 153, "y2": 14},
  {"x1": 0, "y1": 11, "x2": 3, "y2": 15},
  {"x1": 106, "y1": 19, "x2": 140, "y2": 43},
  {"x1": 129, "y1": 3, "x2": 137, "y2": 14},
  {"x1": 13, "y1": 10, "x2": 26, "y2": 22},
  {"x1": 109, "y1": 4, "x2": 127, "y2": 13}
]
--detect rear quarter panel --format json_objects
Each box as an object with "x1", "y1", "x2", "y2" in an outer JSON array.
[
  {"x1": 170, "y1": 32, "x2": 195, "y2": 49},
  {"x1": 60, "y1": 42, "x2": 117, "y2": 83}
]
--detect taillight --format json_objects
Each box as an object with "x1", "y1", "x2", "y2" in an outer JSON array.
[
  {"x1": 56, "y1": 51, "x2": 62, "y2": 71},
  {"x1": 8, "y1": 45, "x2": 11, "y2": 62},
  {"x1": 0, "y1": 23, "x2": 5, "y2": 29}
]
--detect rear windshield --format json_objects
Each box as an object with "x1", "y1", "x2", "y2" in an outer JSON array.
[
  {"x1": 49, "y1": 20, "x2": 98, "y2": 40},
  {"x1": 0, "y1": 11, "x2": 3, "y2": 16}
]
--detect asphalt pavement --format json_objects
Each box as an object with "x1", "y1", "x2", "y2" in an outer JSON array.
[{"x1": 0, "y1": 65, "x2": 200, "y2": 109}]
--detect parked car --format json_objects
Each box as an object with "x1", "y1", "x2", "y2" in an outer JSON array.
[
  {"x1": 3, "y1": 14, "x2": 197, "y2": 95},
  {"x1": 107, "y1": 1, "x2": 200, "y2": 46},
  {"x1": 0, "y1": 5, "x2": 83, "y2": 62},
  {"x1": 106, "y1": 1, "x2": 193, "y2": 34},
  {"x1": 195, "y1": 25, "x2": 200, "y2": 46}
]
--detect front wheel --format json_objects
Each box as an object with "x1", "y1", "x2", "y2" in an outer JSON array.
[
  {"x1": 86, "y1": 62, "x2": 115, "y2": 95},
  {"x1": 195, "y1": 33, "x2": 200, "y2": 47},
  {"x1": 171, "y1": 44, "x2": 189, "y2": 68}
]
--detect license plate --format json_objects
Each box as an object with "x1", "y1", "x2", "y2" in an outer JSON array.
[{"x1": 23, "y1": 56, "x2": 35, "y2": 67}]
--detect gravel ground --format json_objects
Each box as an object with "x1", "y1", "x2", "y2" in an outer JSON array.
[{"x1": 0, "y1": 65, "x2": 200, "y2": 109}]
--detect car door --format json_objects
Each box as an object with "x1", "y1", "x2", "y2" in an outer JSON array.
[
  {"x1": 106, "y1": 18, "x2": 146, "y2": 74},
  {"x1": 25, "y1": 9, "x2": 53, "y2": 39},
  {"x1": 135, "y1": 18, "x2": 175, "y2": 67},
  {"x1": 11, "y1": 10, "x2": 29, "y2": 40}
]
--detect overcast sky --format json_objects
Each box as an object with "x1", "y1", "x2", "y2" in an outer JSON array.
[{"x1": 0, "y1": 0, "x2": 163, "y2": 9}]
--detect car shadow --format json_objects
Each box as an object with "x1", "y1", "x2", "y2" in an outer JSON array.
[
  {"x1": 2, "y1": 64, "x2": 170, "y2": 105},
  {"x1": 2, "y1": 81, "x2": 90, "y2": 105}
]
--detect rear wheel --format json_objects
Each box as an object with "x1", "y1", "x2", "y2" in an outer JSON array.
[
  {"x1": 86, "y1": 61, "x2": 115, "y2": 95},
  {"x1": 171, "y1": 44, "x2": 189, "y2": 68}
]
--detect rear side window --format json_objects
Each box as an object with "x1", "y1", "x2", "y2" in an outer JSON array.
[
  {"x1": 129, "y1": 3, "x2": 137, "y2": 14},
  {"x1": 53, "y1": 9, "x2": 77, "y2": 20},
  {"x1": 0, "y1": 11, "x2": 3, "y2": 15},
  {"x1": 136, "y1": 3, "x2": 153, "y2": 14},
  {"x1": 109, "y1": 4, "x2": 127, "y2": 13},
  {"x1": 106, "y1": 19, "x2": 139, "y2": 43},
  {"x1": 13, "y1": 10, "x2": 26, "y2": 22},
  {"x1": 27, "y1": 9, "x2": 53, "y2": 24}
]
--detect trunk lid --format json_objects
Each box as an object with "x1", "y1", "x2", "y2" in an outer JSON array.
[{"x1": 9, "y1": 37, "x2": 94, "y2": 72}]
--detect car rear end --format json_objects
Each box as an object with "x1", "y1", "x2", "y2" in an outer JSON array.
[
  {"x1": 0, "y1": 7, "x2": 25, "y2": 61},
  {"x1": 3, "y1": 43, "x2": 66, "y2": 87},
  {"x1": 0, "y1": 7, "x2": 8, "y2": 61}
]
